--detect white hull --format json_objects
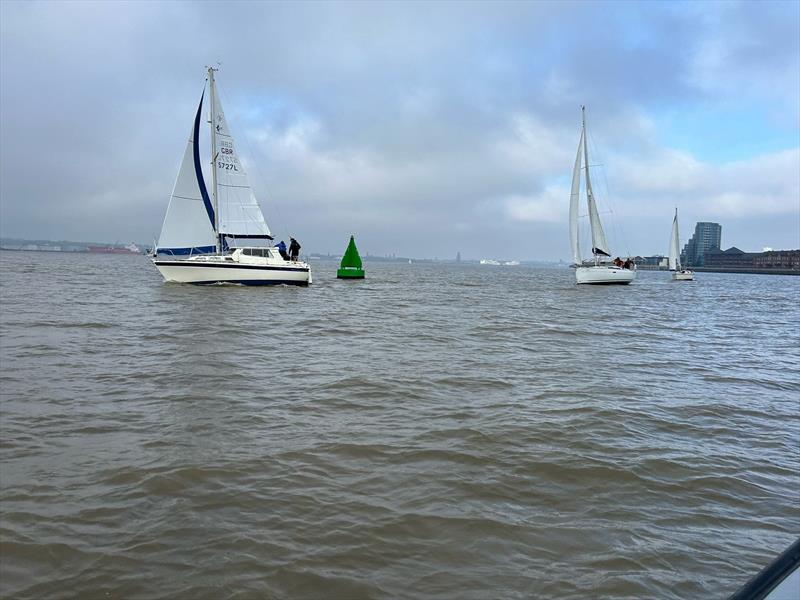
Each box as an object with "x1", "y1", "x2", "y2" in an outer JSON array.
[
  {"x1": 671, "y1": 270, "x2": 694, "y2": 281},
  {"x1": 154, "y1": 255, "x2": 311, "y2": 286},
  {"x1": 575, "y1": 265, "x2": 635, "y2": 285}
]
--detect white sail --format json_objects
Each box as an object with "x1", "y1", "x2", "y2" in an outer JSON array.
[
  {"x1": 581, "y1": 112, "x2": 610, "y2": 258},
  {"x1": 157, "y1": 93, "x2": 217, "y2": 255},
  {"x1": 669, "y1": 209, "x2": 681, "y2": 271},
  {"x1": 569, "y1": 128, "x2": 583, "y2": 265},
  {"x1": 210, "y1": 86, "x2": 271, "y2": 242}
]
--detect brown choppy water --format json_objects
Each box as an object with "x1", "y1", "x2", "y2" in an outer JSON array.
[{"x1": 1, "y1": 250, "x2": 798, "y2": 599}]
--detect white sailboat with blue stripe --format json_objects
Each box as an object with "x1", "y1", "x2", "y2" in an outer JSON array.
[{"x1": 152, "y1": 67, "x2": 311, "y2": 285}]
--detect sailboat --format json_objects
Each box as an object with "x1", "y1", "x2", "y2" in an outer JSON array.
[
  {"x1": 152, "y1": 67, "x2": 312, "y2": 286},
  {"x1": 337, "y1": 235, "x2": 365, "y2": 279},
  {"x1": 569, "y1": 106, "x2": 635, "y2": 285},
  {"x1": 669, "y1": 208, "x2": 694, "y2": 281}
]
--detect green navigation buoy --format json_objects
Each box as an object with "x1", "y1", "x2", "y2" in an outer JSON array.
[{"x1": 337, "y1": 235, "x2": 365, "y2": 279}]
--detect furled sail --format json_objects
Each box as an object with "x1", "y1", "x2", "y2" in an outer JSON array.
[
  {"x1": 211, "y1": 90, "x2": 271, "y2": 243},
  {"x1": 569, "y1": 129, "x2": 583, "y2": 265},
  {"x1": 582, "y1": 117, "x2": 610, "y2": 258},
  {"x1": 157, "y1": 91, "x2": 217, "y2": 255},
  {"x1": 669, "y1": 209, "x2": 681, "y2": 271}
]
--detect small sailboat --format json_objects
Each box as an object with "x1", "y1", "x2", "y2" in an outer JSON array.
[
  {"x1": 668, "y1": 208, "x2": 694, "y2": 281},
  {"x1": 569, "y1": 107, "x2": 635, "y2": 285},
  {"x1": 337, "y1": 235, "x2": 365, "y2": 279},
  {"x1": 152, "y1": 67, "x2": 311, "y2": 286}
]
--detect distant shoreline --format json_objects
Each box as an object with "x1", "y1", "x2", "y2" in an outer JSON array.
[
  {"x1": 637, "y1": 263, "x2": 798, "y2": 276},
  {"x1": 691, "y1": 267, "x2": 799, "y2": 276},
  {"x1": 2, "y1": 248, "x2": 796, "y2": 274}
]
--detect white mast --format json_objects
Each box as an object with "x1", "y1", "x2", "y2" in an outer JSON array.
[{"x1": 208, "y1": 66, "x2": 220, "y2": 254}]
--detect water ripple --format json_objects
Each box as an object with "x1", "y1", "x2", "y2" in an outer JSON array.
[{"x1": 1, "y1": 252, "x2": 798, "y2": 599}]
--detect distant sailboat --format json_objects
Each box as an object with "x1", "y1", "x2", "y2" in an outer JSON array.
[
  {"x1": 152, "y1": 67, "x2": 311, "y2": 285},
  {"x1": 669, "y1": 208, "x2": 694, "y2": 281},
  {"x1": 337, "y1": 235, "x2": 365, "y2": 279},
  {"x1": 569, "y1": 107, "x2": 635, "y2": 285}
]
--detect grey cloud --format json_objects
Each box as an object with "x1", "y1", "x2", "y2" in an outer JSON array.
[{"x1": 1, "y1": 0, "x2": 797, "y2": 260}]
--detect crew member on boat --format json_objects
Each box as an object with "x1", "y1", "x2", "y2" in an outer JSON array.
[
  {"x1": 276, "y1": 240, "x2": 289, "y2": 260},
  {"x1": 289, "y1": 237, "x2": 301, "y2": 262}
]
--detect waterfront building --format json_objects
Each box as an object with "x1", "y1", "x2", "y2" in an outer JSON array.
[
  {"x1": 703, "y1": 247, "x2": 758, "y2": 269},
  {"x1": 703, "y1": 247, "x2": 800, "y2": 273},
  {"x1": 754, "y1": 250, "x2": 800, "y2": 271},
  {"x1": 681, "y1": 222, "x2": 722, "y2": 266},
  {"x1": 634, "y1": 255, "x2": 668, "y2": 269}
]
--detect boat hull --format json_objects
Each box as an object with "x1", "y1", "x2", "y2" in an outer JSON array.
[
  {"x1": 672, "y1": 270, "x2": 694, "y2": 281},
  {"x1": 153, "y1": 259, "x2": 311, "y2": 285},
  {"x1": 575, "y1": 265, "x2": 636, "y2": 285}
]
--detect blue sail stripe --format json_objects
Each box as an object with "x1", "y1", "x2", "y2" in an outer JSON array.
[{"x1": 192, "y1": 90, "x2": 215, "y2": 230}]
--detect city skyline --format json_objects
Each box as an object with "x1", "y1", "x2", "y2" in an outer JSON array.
[
  {"x1": 681, "y1": 221, "x2": 723, "y2": 267},
  {"x1": 1, "y1": 1, "x2": 798, "y2": 261}
]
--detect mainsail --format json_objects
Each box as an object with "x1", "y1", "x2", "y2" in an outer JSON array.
[
  {"x1": 581, "y1": 109, "x2": 610, "y2": 258},
  {"x1": 211, "y1": 89, "x2": 271, "y2": 244},
  {"x1": 669, "y1": 209, "x2": 681, "y2": 271},
  {"x1": 156, "y1": 92, "x2": 217, "y2": 255}
]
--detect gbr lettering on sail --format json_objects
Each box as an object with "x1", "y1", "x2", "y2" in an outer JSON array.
[{"x1": 217, "y1": 140, "x2": 239, "y2": 172}]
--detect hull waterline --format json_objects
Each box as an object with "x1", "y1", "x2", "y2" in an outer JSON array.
[
  {"x1": 671, "y1": 270, "x2": 694, "y2": 281},
  {"x1": 154, "y1": 259, "x2": 311, "y2": 285},
  {"x1": 575, "y1": 265, "x2": 636, "y2": 285}
]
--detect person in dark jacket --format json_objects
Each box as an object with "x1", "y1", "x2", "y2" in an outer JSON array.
[
  {"x1": 288, "y1": 237, "x2": 301, "y2": 261},
  {"x1": 276, "y1": 240, "x2": 289, "y2": 260}
]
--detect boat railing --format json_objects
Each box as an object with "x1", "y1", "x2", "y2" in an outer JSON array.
[{"x1": 729, "y1": 537, "x2": 800, "y2": 600}]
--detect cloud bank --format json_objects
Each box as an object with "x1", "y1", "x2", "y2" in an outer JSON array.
[{"x1": 1, "y1": 0, "x2": 798, "y2": 259}]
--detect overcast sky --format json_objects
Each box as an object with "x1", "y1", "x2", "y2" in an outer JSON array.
[{"x1": 1, "y1": 0, "x2": 798, "y2": 260}]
